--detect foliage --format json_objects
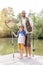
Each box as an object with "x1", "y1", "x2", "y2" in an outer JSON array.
[
  {"x1": 0, "y1": 7, "x2": 16, "y2": 37},
  {"x1": 28, "y1": 11, "x2": 43, "y2": 38},
  {"x1": 0, "y1": 7, "x2": 43, "y2": 38}
]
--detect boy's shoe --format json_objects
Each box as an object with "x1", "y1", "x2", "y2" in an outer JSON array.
[
  {"x1": 18, "y1": 56, "x2": 23, "y2": 59},
  {"x1": 24, "y1": 55, "x2": 28, "y2": 57},
  {"x1": 28, "y1": 55, "x2": 32, "y2": 59}
]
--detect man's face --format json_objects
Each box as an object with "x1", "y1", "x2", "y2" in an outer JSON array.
[{"x1": 21, "y1": 13, "x2": 26, "y2": 17}]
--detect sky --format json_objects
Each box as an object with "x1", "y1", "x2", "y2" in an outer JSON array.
[{"x1": 0, "y1": 0, "x2": 43, "y2": 16}]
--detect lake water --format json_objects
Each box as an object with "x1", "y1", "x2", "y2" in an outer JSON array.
[{"x1": 0, "y1": 38, "x2": 43, "y2": 55}]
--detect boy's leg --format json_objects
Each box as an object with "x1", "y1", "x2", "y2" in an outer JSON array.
[
  {"x1": 18, "y1": 44, "x2": 24, "y2": 58},
  {"x1": 20, "y1": 44, "x2": 23, "y2": 58}
]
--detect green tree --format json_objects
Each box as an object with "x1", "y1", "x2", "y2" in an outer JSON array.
[{"x1": 28, "y1": 11, "x2": 43, "y2": 38}]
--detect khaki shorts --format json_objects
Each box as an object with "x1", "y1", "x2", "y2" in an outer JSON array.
[
  {"x1": 18, "y1": 44, "x2": 24, "y2": 50},
  {"x1": 25, "y1": 34, "x2": 31, "y2": 47}
]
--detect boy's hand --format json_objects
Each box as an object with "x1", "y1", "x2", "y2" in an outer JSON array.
[
  {"x1": 12, "y1": 32, "x2": 17, "y2": 37},
  {"x1": 12, "y1": 32, "x2": 15, "y2": 35}
]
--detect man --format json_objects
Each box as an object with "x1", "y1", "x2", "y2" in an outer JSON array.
[{"x1": 20, "y1": 11, "x2": 33, "y2": 57}]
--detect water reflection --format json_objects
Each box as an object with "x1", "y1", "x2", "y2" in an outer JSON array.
[{"x1": 0, "y1": 38, "x2": 43, "y2": 55}]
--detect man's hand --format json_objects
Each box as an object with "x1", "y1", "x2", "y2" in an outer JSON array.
[{"x1": 28, "y1": 31, "x2": 33, "y2": 34}]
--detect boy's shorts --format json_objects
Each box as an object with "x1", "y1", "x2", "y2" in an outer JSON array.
[
  {"x1": 25, "y1": 33, "x2": 31, "y2": 47},
  {"x1": 18, "y1": 44, "x2": 24, "y2": 50}
]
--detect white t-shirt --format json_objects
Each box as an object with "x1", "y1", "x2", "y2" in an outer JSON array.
[
  {"x1": 18, "y1": 34, "x2": 25, "y2": 44},
  {"x1": 22, "y1": 17, "x2": 28, "y2": 33}
]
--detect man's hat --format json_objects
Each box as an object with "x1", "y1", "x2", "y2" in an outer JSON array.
[{"x1": 21, "y1": 10, "x2": 26, "y2": 14}]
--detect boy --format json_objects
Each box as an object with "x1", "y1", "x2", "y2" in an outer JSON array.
[{"x1": 13, "y1": 24, "x2": 26, "y2": 59}]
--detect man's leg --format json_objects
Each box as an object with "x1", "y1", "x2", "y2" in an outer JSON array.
[
  {"x1": 25, "y1": 35, "x2": 29, "y2": 57},
  {"x1": 25, "y1": 46, "x2": 31, "y2": 57},
  {"x1": 25, "y1": 46, "x2": 29, "y2": 57},
  {"x1": 28, "y1": 46, "x2": 31, "y2": 56},
  {"x1": 25, "y1": 34, "x2": 31, "y2": 57}
]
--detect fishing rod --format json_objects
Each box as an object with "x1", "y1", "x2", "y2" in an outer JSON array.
[
  {"x1": 29, "y1": 32, "x2": 35, "y2": 57},
  {"x1": 32, "y1": 32, "x2": 35, "y2": 57},
  {"x1": 5, "y1": 19, "x2": 16, "y2": 59}
]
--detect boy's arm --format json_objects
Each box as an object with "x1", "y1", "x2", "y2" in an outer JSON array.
[{"x1": 12, "y1": 32, "x2": 17, "y2": 37}]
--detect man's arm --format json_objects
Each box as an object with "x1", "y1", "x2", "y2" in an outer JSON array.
[{"x1": 29, "y1": 18, "x2": 34, "y2": 33}]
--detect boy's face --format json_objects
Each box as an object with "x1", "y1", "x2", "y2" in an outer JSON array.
[{"x1": 19, "y1": 26, "x2": 24, "y2": 31}]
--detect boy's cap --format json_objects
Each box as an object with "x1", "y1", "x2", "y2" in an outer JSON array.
[{"x1": 19, "y1": 24, "x2": 24, "y2": 28}]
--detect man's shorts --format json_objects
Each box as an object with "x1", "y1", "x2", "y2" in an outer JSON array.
[
  {"x1": 18, "y1": 44, "x2": 24, "y2": 50},
  {"x1": 25, "y1": 33, "x2": 31, "y2": 47}
]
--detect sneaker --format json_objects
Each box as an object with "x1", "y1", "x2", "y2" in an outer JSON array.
[
  {"x1": 28, "y1": 56, "x2": 32, "y2": 59},
  {"x1": 18, "y1": 56, "x2": 23, "y2": 59},
  {"x1": 24, "y1": 55, "x2": 28, "y2": 57}
]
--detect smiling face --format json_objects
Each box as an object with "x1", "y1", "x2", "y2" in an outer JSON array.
[
  {"x1": 19, "y1": 26, "x2": 24, "y2": 31},
  {"x1": 21, "y1": 11, "x2": 26, "y2": 17}
]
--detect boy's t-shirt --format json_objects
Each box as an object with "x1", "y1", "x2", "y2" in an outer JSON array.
[{"x1": 17, "y1": 30, "x2": 26, "y2": 44}]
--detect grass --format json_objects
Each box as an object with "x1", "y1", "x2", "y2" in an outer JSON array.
[
  {"x1": 0, "y1": 38, "x2": 18, "y2": 55},
  {"x1": 0, "y1": 38, "x2": 43, "y2": 55},
  {"x1": 34, "y1": 39, "x2": 43, "y2": 55}
]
